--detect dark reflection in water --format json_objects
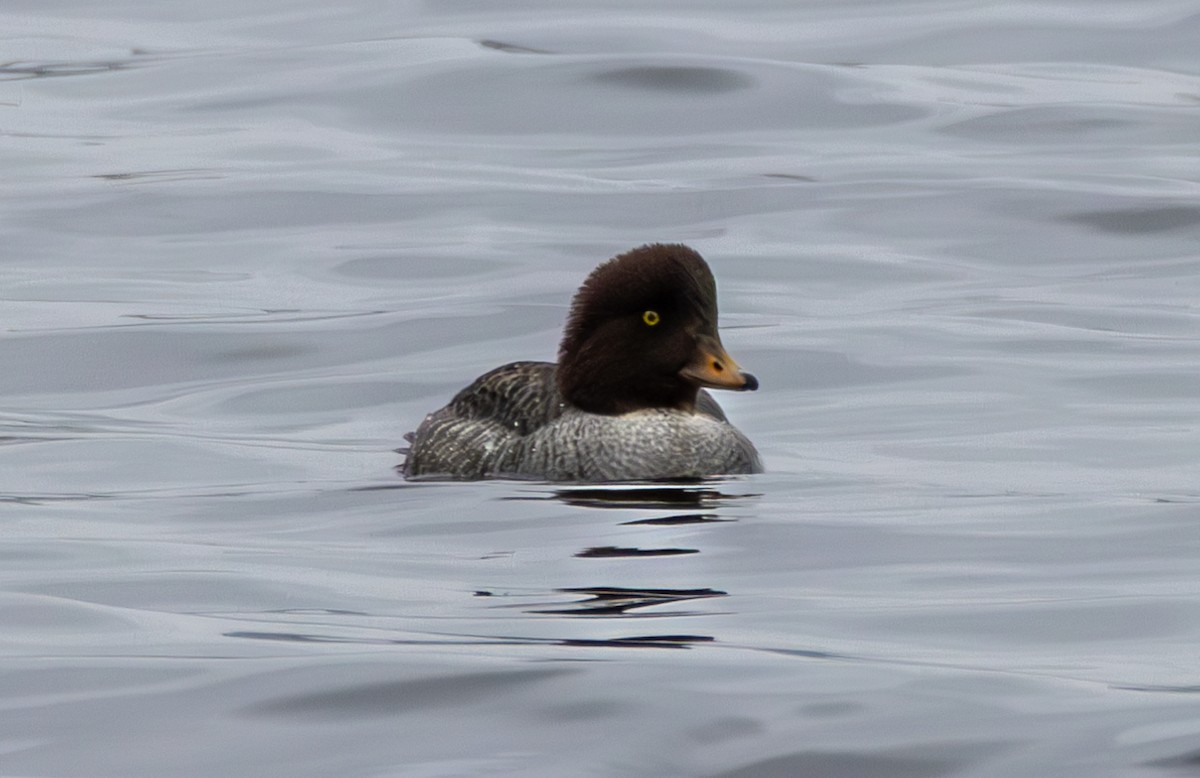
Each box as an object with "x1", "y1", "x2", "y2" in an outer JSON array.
[
  {"x1": 1112, "y1": 684, "x2": 1200, "y2": 693},
  {"x1": 707, "y1": 750, "x2": 965, "y2": 778},
  {"x1": 589, "y1": 65, "x2": 756, "y2": 94},
  {"x1": 531, "y1": 586, "x2": 727, "y2": 616},
  {"x1": 478, "y1": 39, "x2": 553, "y2": 55},
  {"x1": 0, "y1": 59, "x2": 136, "y2": 80},
  {"x1": 762, "y1": 172, "x2": 818, "y2": 182},
  {"x1": 574, "y1": 546, "x2": 698, "y2": 558},
  {"x1": 226, "y1": 630, "x2": 712, "y2": 650},
  {"x1": 1, "y1": 493, "x2": 110, "y2": 505},
  {"x1": 505, "y1": 485, "x2": 758, "y2": 511},
  {"x1": 93, "y1": 169, "x2": 222, "y2": 184},
  {"x1": 244, "y1": 667, "x2": 575, "y2": 719},
  {"x1": 232, "y1": 484, "x2": 745, "y2": 657},
  {"x1": 621, "y1": 513, "x2": 729, "y2": 526},
  {"x1": 226, "y1": 584, "x2": 729, "y2": 654},
  {"x1": 1145, "y1": 748, "x2": 1200, "y2": 771},
  {"x1": 1063, "y1": 204, "x2": 1200, "y2": 234},
  {"x1": 265, "y1": 608, "x2": 369, "y2": 617},
  {"x1": 760, "y1": 647, "x2": 842, "y2": 661},
  {"x1": 561, "y1": 634, "x2": 712, "y2": 649}
]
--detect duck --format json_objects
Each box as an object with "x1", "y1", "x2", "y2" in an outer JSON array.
[{"x1": 401, "y1": 243, "x2": 762, "y2": 481}]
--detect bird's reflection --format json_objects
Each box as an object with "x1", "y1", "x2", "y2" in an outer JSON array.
[
  {"x1": 529, "y1": 586, "x2": 727, "y2": 616},
  {"x1": 620, "y1": 513, "x2": 728, "y2": 526},
  {"x1": 498, "y1": 484, "x2": 753, "y2": 650},
  {"x1": 504, "y1": 483, "x2": 758, "y2": 511},
  {"x1": 557, "y1": 634, "x2": 713, "y2": 649},
  {"x1": 226, "y1": 629, "x2": 713, "y2": 650},
  {"x1": 574, "y1": 546, "x2": 698, "y2": 558},
  {"x1": 319, "y1": 480, "x2": 768, "y2": 648}
]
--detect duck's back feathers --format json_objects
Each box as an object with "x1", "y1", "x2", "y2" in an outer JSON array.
[{"x1": 402, "y1": 361, "x2": 562, "y2": 479}]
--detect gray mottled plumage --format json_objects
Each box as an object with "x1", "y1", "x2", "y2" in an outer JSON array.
[
  {"x1": 402, "y1": 244, "x2": 762, "y2": 482},
  {"x1": 403, "y1": 361, "x2": 759, "y2": 481}
]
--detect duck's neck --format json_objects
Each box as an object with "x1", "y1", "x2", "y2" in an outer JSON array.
[{"x1": 557, "y1": 365, "x2": 698, "y2": 416}]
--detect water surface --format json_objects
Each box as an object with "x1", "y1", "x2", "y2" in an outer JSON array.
[{"x1": 3, "y1": 1, "x2": 1200, "y2": 775}]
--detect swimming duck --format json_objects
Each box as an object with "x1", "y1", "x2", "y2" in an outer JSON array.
[{"x1": 402, "y1": 243, "x2": 761, "y2": 481}]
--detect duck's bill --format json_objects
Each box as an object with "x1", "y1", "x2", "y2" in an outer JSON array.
[{"x1": 680, "y1": 337, "x2": 759, "y2": 391}]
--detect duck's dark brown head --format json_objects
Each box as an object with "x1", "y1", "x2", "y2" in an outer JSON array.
[{"x1": 556, "y1": 243, "x2": 758, "y2": 415}]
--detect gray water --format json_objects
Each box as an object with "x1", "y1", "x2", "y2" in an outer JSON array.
[{"x1": 3, "y1": 2, "x2": 1200, "y2": 776}]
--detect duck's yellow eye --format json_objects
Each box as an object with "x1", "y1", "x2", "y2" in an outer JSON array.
[{"x1": 642, "y1": 310, "x2": 661, "y2": 326}]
